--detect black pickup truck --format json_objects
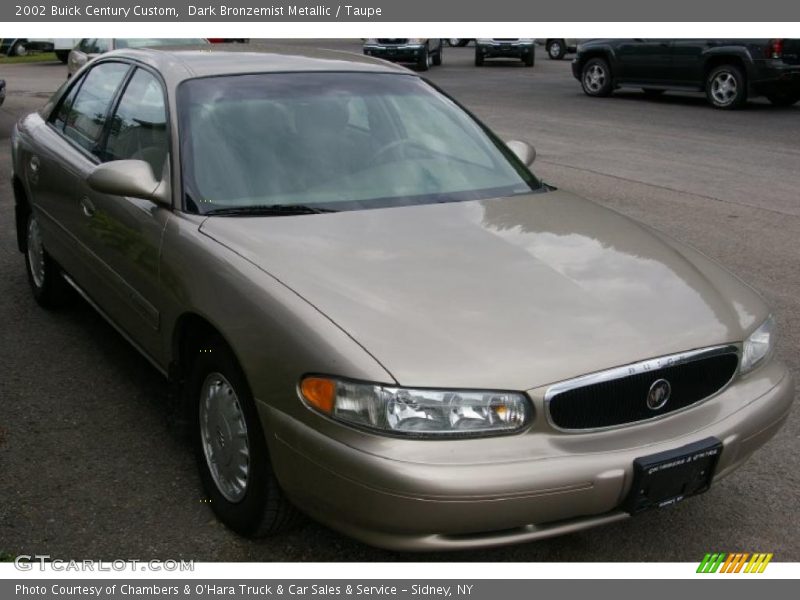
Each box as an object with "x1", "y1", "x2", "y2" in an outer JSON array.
[{"x1": 572, "y1": 39, "x2": 800, "y2": 109}]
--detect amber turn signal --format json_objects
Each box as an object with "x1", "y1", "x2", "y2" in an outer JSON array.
[{"x1": 300, "y1": 377, "x2": 336, "y2": 414}]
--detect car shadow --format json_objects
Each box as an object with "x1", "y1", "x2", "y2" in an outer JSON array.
[
  {"x1": 612, "y1": 90, "x2": 798, "y2": 111},
  {"x1": 473, "y1": 57, "x2": 532, "y2": 68}
]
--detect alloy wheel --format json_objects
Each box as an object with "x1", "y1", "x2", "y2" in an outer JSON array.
[
  {"x1": 584, "y1": 64, "x2": 606, "y2": 93},
  {"x1": 711, "y1": 72, "x2": 738, "y2": 106}
]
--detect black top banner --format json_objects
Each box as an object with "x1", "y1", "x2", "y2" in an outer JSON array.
[{"x1": 3, "y1": 0, "x2": 800, "y2": 22}]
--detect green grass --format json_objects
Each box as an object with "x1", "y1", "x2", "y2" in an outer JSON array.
[{"x1": 0, "y1": 52, "x2": 59, "y2": 64}]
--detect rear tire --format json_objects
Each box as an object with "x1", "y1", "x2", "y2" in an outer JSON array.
[
  {"x1": 24, "y1": 212, "x2": 70, "y2": 309},
  {"x1": 474, "y1": 49, "x2": 484, "y2": 66},
  {"x1": 547, "y1": 39, "x2": 566, "y2": 60},
  {"x1": 706, "y1": 64, "x2": 747, "y2": 109},
  {"x1": 190, "y1": 335, "x2": 301, "y2": 537},
  {"x1": 766, "y1": 91, "x2": 800, "y2": 106},
  {"x1": 581, "y1": 57, "x2": 613, "y2": 97}
]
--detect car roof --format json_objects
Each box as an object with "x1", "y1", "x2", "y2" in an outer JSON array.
[{"x1": 104, "y1": 45, "x2": 413, "y2": 83}]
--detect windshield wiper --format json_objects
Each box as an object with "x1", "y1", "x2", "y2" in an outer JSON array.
[{"x1": 203, "y1": 204, "x2": 338, "y2": 216}]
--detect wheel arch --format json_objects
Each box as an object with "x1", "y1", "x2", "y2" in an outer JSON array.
[
  {"x1": 577, "y1": 48, "x2": 615, "y2": 73},
  {"x1": 702, "y1": 52, "x2": 750, "y2": 82},
  {"x1": 168, "y1": 311, "x2": 248, "y2": 434},
  {"x1": 13, "y1": 175, "x2": 31, "y2": 253},
  {"x1": 171, "y1": 312, "x2": 242, "y2": 379}
]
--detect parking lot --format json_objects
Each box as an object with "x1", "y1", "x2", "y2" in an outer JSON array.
[{"x1": 0, "y1": 39, "x2": 798, "y2": 561}]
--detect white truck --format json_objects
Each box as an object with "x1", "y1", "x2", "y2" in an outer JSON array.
[{"x1": 3, "y1": 38, "x2": 79, "y2": 62}]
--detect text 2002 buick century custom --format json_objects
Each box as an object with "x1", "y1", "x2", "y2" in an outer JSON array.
[{"x1": 11, "y1": 47, "x2": 793, "y2": 550}]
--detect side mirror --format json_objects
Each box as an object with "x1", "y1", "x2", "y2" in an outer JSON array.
[
  {"x1": 69, "y1": 51, "x2": 88, "y2": 72},
  {"x1": 506, "y1": 140, "x2": 536, "y2": 167},
  {"x1": 87, "y1": 160, "x2": 170, "y2": 206}
]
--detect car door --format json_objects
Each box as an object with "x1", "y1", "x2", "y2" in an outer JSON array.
[
  {"x1": 77, "y1": 66, "x2": 173, "y2": 362},
  {"x1": 30, "y1": 61, "x2": 131, "y2": 299},
  {"x1": 615, "y1": 39, "x2": 673, "y2": 83},
  {"x1": 670, "y1": 39, "x2": 718, "y2": 88}
]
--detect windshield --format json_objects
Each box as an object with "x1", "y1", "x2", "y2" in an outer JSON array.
[{"x1": 178, "y1": 72, "x2": 542, "y2": 214}]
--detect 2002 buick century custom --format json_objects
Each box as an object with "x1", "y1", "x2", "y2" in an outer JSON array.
[{"x1": 11, "y1": 46, "x2": 794, "y2": 550}]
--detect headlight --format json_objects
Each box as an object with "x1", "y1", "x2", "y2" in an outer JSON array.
[
  {"x1": 300, "y1": 377, "x2": 532, "y2": 437},
  {"x1": 741, "y1": 316, "x2": 776, "y2": 374}
]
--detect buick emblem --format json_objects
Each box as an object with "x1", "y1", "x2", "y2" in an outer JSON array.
[{"x1": 647, "y1": 379, "x2": 671, "y2": 411}]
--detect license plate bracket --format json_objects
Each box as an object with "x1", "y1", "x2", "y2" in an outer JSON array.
[{"x1": 623, "y1": 437, "x2": 722, "y2": 514}]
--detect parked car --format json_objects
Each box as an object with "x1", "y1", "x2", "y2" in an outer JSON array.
[
  {"x1": 0, "y1": 38, "x2": 54, "y2": 57},
  {"x1": 362, "y1": 38, "x2": 443, "y2": 71},
  {"x1": 543, "y1": 38, "x2": 581, "y2": 60},
  {"x1": 12, "y1": 46, "x2": 793, "y2": 551},
  {"x1": 475, "y1": 39, "x2": 535, "y2": 67},
  {"x1": 67, "y1": 38, "x2": 208, "y2": 77},
  {"x1": 573, "y1": 38, "x2": 800, "y2": 109}
]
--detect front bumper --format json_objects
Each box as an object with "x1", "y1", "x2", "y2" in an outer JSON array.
[
  {"x1": 477, "y1": 41, "x2": 534, "y2": 59},
  {"x1": 571, "y1": 59, "x2": 582, "y2": 80},
  {"x1": 363, "y1": 44, "x2": 426, "y2": 63},
  {"x1": 261, "y1": 360, "x2": 794, "y2": 551}
]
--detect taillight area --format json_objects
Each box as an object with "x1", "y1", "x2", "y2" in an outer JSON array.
[{"x1": 767, "y1": 39, "x2": 784, "y2": 59}]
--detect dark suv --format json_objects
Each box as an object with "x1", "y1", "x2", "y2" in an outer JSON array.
[{"x1": 572, "y1": 39, "x2": 800, "y2": 109}]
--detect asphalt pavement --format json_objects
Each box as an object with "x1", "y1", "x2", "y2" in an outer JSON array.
[{"x1": 0, "y1": 40, "x2": 798, "y2": 562}]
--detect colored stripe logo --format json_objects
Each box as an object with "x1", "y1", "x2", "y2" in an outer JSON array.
[{"x1": 697, "y1": 552, "x2": 773, "y2": 573}]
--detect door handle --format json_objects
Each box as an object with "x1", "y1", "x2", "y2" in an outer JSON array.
[
  {"x1": 80, "y1": 197, "x2": 96, "y2": 218},
  {"x1": 28, "y1": 155, "x2": 40, "y2": 185}
]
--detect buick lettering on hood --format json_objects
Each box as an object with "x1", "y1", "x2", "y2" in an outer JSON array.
[{"x1": 11, "y1": 45, "x2": 794, "y2": 550}]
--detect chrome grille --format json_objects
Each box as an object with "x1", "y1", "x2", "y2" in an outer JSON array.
[{"x1": 545, "y1": 346, "x2": 739, "y2": 431}]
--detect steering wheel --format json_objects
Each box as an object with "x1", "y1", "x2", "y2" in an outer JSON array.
[{"x1": 372, "y1": 138, "x2": 432, "y2": 164}]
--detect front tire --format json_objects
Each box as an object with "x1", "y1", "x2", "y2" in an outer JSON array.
[
  {"x1": 547, "y1": 39, "x2": 566, "y2": 60},
  {"x1": 706, "y1": 64, "x2": 747, "y2": 109},
  {"x1": 766, "y1": 91, "x2": 800, "y2": 106},
  {"x1": 24, "y1": 212, "x2": 70, "y2": 308},
  {"x1": 581, "y1": 57, "x2": 613, "y2": 97},
  {"x1": 432, "y1": 43, "x2": 443, "y2": 66},
  {"x1": 523, "y1": 49, "x2": 535, "y2": 67},
  {"x1": 10, "y1": 40, "x2": 28, "y2": 57},
  {"x1": 190, "y1": 336, "x2": 300, "y2": 537},
  {"x1": 416, "y1": 45, "x2": 431, "y2": 71}
]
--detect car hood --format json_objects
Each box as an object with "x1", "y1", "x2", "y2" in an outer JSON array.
[{"x1": 199, "y1": 191, "x2": 766, "y2": 390}]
